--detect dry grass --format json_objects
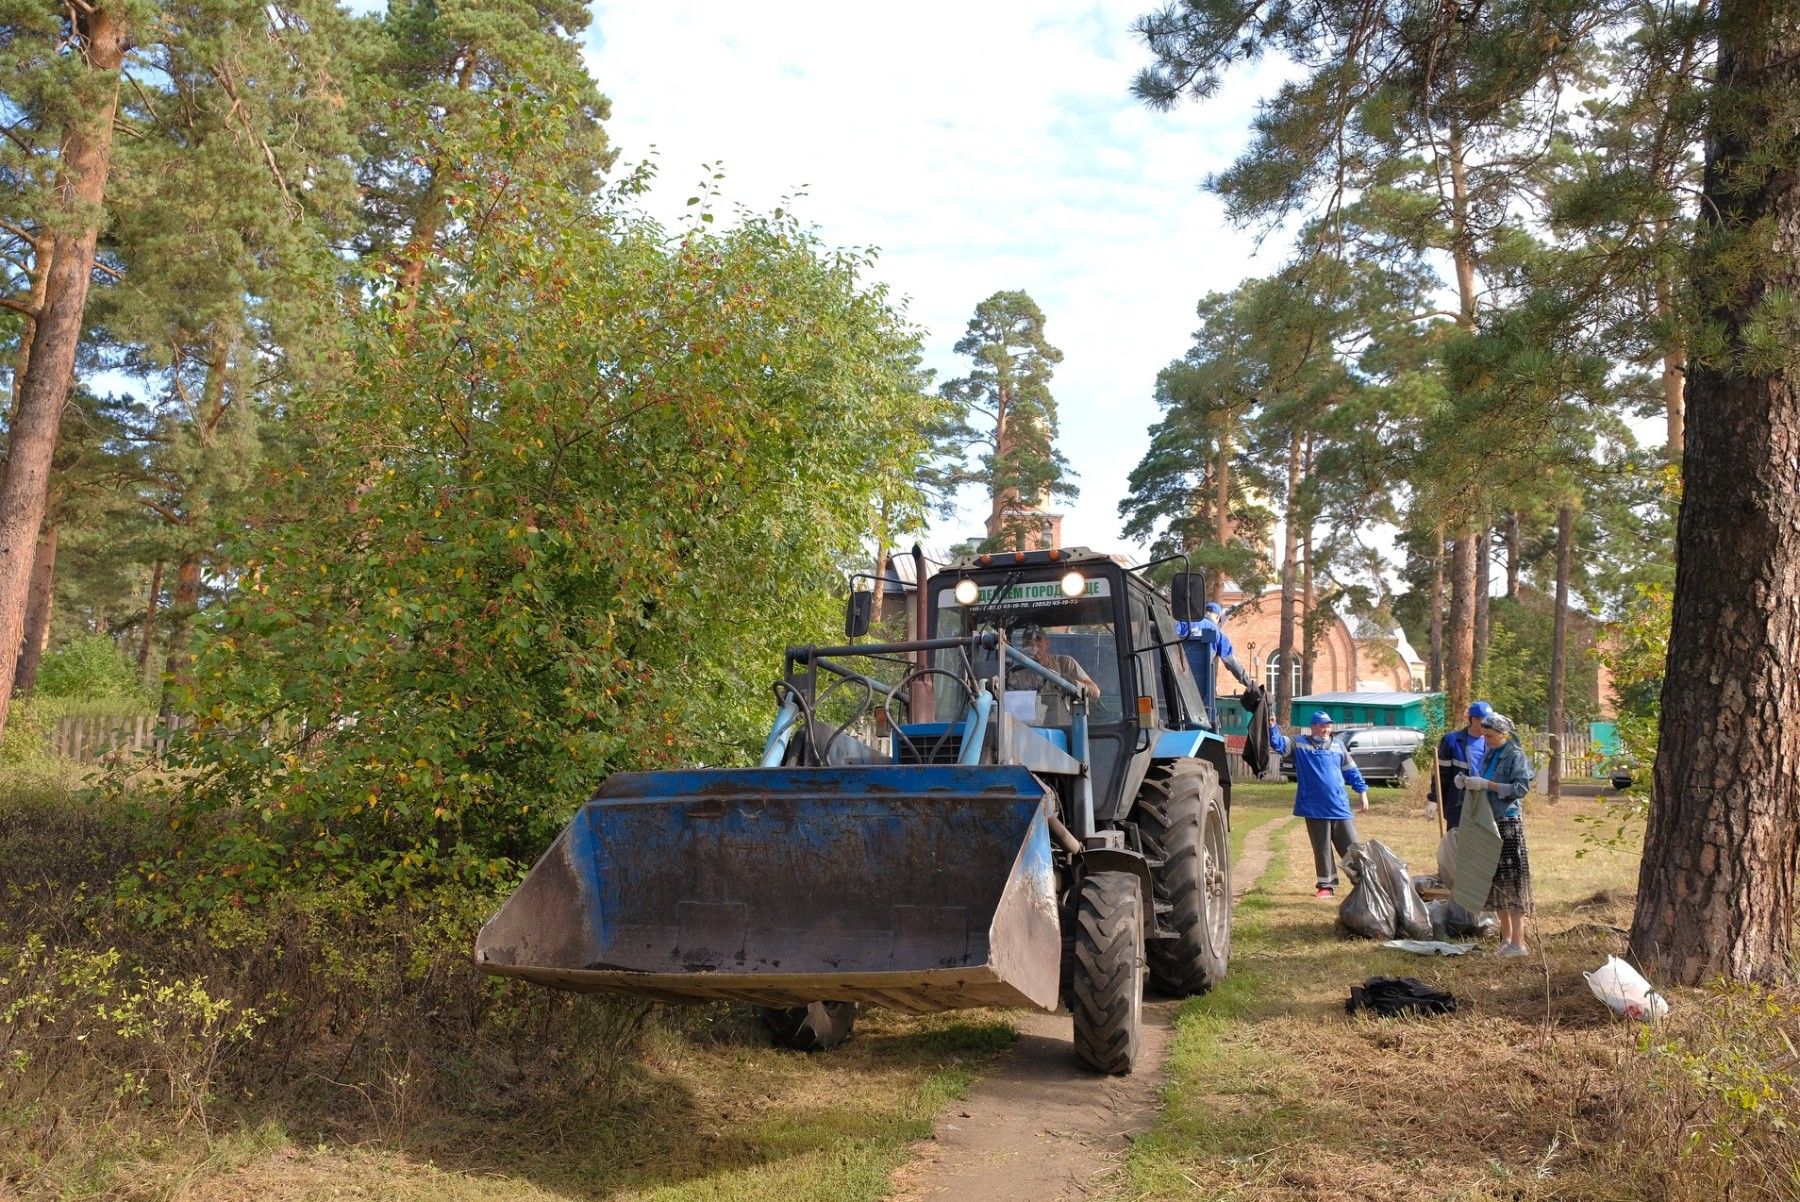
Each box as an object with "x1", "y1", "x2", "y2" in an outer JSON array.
[
  {"x1": 0, "y1": 782, "x2": 1017, "y2": 1202},
  {"x1": 1125, "y1": 789, "x2": 1800, "y2": 1202}
]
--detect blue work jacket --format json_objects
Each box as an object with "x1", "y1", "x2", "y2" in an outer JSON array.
[
  {"x1": 1269, "y1": 727, "x2": 1368, "y2": 819},
  {"x1": 1176, "y1": 617, "x2": 1236, "y2": 660}
]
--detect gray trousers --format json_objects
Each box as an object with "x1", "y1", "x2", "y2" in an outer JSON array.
[{"x1": 1305, "y1": 817, "x2": 1359, "y2": 888}]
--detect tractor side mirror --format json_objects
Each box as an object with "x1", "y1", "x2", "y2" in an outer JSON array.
[
  {"x1": 844, "y1": 589, "x2": 873, "y2": 639},
  {"x1": 1170, "y1": 572, "x2": 1208, "y2": 622}
]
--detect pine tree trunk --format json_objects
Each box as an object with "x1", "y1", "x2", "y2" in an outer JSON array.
[
  {"x1": 1300, "y1": 431, "x2": 1315, "y2": 695},
  {"x1": 986, "y1": 384, "x2": 1015, "y2": 548},
  {"x1": 1505, "y1": 512, "x2": 1521, "y2": 600},
  {"x1": 1473, "y1": 524, "x2": 1491, "y2": 686},
  {"x1": 1446, "y1": 530, "x2": 1477, "y2": 723},
  {"x1": 1443, "y1": 123, "x2": 1482, "y2": 726},
  {"x1": 1630, "y1": 0, "x2": 1800, "y2": 986},
  {"x1": 396, "y1": 56, "x2": 477, "y2": 306},
  {"x1": 5, "y1": 232, "x2": 53, "y2": 417},
  {"x1": 1547, "y1": 504, "x2": 1573, "y2": 803},
  {"x1": 12, "y1": 519, "x2": 58, "y2": 694},
  {"x1": 0, "y1": 6, "x2": 126, "y2": 743},
  {"x1": 138, "y1": 557, "x2": 163, "y2": 678},
  {"x1": 1213, "y1": 426, "x2": 1232, "y2": 602},
  {"x1": 1428, "y1": 528, "x2": 1444, "y2": 692},
  {"x1": 159, "y1": 555, "x2": 201, "y2": 720},
  {"x1": 1275, "y1": 432, "x2": 1300, "y2": 721}
]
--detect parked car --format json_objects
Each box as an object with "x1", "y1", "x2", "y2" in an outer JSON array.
[{"x1": 1281, "y1": 725, "x2": 1425, "y2": 787}]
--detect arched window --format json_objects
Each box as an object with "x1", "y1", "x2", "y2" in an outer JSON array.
[{"x1": 1264, "y1": 651, "x2": 1304, "y2": 697}]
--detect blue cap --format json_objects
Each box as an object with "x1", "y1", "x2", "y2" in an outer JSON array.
[
  {"x1": 1467, "y1": 700, "x2": 1494, "y2": 720},
  {"x1": 1309, "y1": 711, "x2": 1333, "y2": 726},
  {"x1": 1204, "y1": 601, "x2": 1223, "y2": 616}
]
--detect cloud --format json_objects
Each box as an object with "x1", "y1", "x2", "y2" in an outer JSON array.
[{"x1": 585, "y1": 1, "x2": 1296, "y2": 554}]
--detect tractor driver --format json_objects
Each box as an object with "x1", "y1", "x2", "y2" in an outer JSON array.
[{"x1": 1007, "y1": 623, "x2": 1101, "y2": 725}]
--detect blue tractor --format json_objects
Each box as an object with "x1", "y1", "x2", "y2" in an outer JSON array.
[{"x1": 475, "y1": 547, "x2": 1235, "y2": 1074}]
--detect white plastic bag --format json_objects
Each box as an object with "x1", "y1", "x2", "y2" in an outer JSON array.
[{"x1": 1584, "y1": 955, "x2": 1670, "y2": 1021}]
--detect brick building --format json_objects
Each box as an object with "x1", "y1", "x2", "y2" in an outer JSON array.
[{"x1": 1210, "y1": 585, "x2": 1422, "y2": 697}]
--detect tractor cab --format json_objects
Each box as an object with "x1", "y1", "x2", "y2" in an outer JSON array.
[{"x1": 918, "y1": 548, "x2": 1220, "y2": 827}]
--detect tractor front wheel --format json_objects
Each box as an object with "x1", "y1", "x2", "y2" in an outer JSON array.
[
  {"x1": 1069, "y1": 870, "x2": 1144, "y2": 1074},
  {"x1": 1134, "y1": 759, "x2": 1231, "y2": 995},
  {"x1": 762, "y1": 1001, "x2": 857, "y2": 1052}
]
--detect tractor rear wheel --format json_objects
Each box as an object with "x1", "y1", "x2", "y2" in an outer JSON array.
[
  {"x1": 762, "y1": 1001, "x2": 857, "y2": 1052},
  {"x1": 1134, "y1": 759, "x2": 1231, "y2": 995},
  {"x1": 1069, "y1": 870, "x2": 1144, "y2": 1074}
]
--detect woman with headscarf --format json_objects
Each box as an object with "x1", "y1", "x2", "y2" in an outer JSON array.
[{"x1": 1454, "y1": 711, "x2": 1535, "y2": 957}]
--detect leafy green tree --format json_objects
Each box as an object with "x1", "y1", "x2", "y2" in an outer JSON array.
[
  {"x1": 131, "y1": 102, "x2": 938, "y2": 913},
  {"x1": 932, "y1": 290, "x2": 1076, "y2": 551}
]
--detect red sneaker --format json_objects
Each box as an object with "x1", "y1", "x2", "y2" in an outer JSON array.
[{"x1": 1314, "y1": 886, "x2": 1335, "y2": 899}]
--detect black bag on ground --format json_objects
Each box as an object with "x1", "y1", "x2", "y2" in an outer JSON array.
[
  {"x1": 1346, "y1": 976, "x2": 1458, "y2": 1017},
  {"x1": 1368, "y1": 839, "x2": 1433, "y2": 940},
  {"x1": 1427, "y1": 898, "x2": 1498, "y2": 940},
  {"x1": 1337, "y1": 844, "x2": 1397, "y2": 940}
]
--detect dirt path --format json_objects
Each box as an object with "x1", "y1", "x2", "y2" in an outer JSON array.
[{"x1": 887, "y1": 814, "x2": 1294, "y2": 1202}]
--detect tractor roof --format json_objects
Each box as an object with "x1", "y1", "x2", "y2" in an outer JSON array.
[{"x1": 938, "y1": 546, "x2": 1135, "y2": 573}]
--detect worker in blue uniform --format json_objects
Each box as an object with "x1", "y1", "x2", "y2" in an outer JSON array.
[
  {"x1": 1429, "y1": 700, "x2": 1494, "y2": 830},
  {"x1": 1177, "y1": 601, "x2": 1253, "y2": 726},
  {"x1": 1269, "y1": 710, "x2": 1370, "y2": 897}
]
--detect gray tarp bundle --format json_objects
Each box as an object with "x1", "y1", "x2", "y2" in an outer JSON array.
[{"x1": 1451, "y1": 783, "x2": 1504, "y2": 915}]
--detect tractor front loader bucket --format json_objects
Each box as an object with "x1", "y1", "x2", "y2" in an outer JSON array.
[{"x1": 475, "y1": 764, "x2": 1061, "y2": 1013}]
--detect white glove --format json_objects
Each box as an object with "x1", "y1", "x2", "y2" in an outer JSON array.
[
  {"x1": 1452, "y1": 772, "x2": 1469, "y2": 790},
  {"x1": 1465, "y1": 775, "x2": 1493, "y2": 791}
]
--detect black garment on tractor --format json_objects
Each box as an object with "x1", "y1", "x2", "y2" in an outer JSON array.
[
  {"x1": 1239, "y1": 685, "x2": 1272, "y2": 776},
  {"x1": 1345, "y1": 976, "x2": 1459, "y2": 1018}
]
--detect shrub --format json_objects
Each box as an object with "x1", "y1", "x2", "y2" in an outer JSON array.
[{"x1": 33, "y1": 635, "x2": 148, "y2": 705}]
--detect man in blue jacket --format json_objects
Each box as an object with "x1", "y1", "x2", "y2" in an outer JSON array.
[
  {"x1": 1269, "y1": 711, "x2": 1370, "y2": 897},
  {"x1": 1177, "y1": 601, "x2": 1253, "y2": 726},
  {"x1": 1429, "y1": 700, "x2": 1494, "y2": 829}
]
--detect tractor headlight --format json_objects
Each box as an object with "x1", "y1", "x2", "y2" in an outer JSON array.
[
  {"x1": 1059, "y1": 570, "x2": 1086, "y2": 598},
  {"x1": 954, "y1": 578, "x2": 980, "y2": 606}
]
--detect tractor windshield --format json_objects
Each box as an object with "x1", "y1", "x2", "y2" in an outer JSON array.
[{"x1": 931, "y1": 573, "x2": 1124, "y2": 724}]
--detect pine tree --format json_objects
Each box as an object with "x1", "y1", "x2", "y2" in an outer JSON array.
[
  {"x1": 1630, "y1": 0, "x2": 1800, "y2": 986},
  {"x1": 1119, "y1": 287, "x2": 1273, "y2": 593},
  {"x1": 0, "y1": 0, "x2": 142, "y2": 741},
  {"x1": 356, "y1": 0, "x2": 614, "y2": 299},
  {"x1": 1132, "y1": 0, "x2": 1627, "y2": 719},
  {"x1": 934, "y1": 290, "x2": 1077, "y2": 551},
  {"x1": 81, "y1": 0, "x2": 365, "y2": 706}
]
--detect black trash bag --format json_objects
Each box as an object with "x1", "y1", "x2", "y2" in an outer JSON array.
[
  {"x1": 1347, "y1": 976, "x2": 1459, "y2": 1017},
  {"x1": 1337, "y1": 844, "x2": 1397, "y2": 940},
  {"x1": 1368, "y1": 839, "x2": 1433, "y2": 941},
  {"x1": 1427, "y1": 899, "x2": 1498, "y2": 940}
]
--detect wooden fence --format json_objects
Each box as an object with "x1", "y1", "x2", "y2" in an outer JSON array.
[
  {"x1": 1527, "y1": 724, "x2": 1601, "y2": 777},
  {"x1": 46, "y1": 713, "x2": 189, "y2": 764}
]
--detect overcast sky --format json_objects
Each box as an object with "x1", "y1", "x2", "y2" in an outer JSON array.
[{"x1": 585, "y1": 1, "x2": 1295, "y2": 558}]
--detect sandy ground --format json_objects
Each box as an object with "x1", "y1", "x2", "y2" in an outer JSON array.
[{"x1": 888, "y1": 814, "x2": 1293, "y2": 1202}]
